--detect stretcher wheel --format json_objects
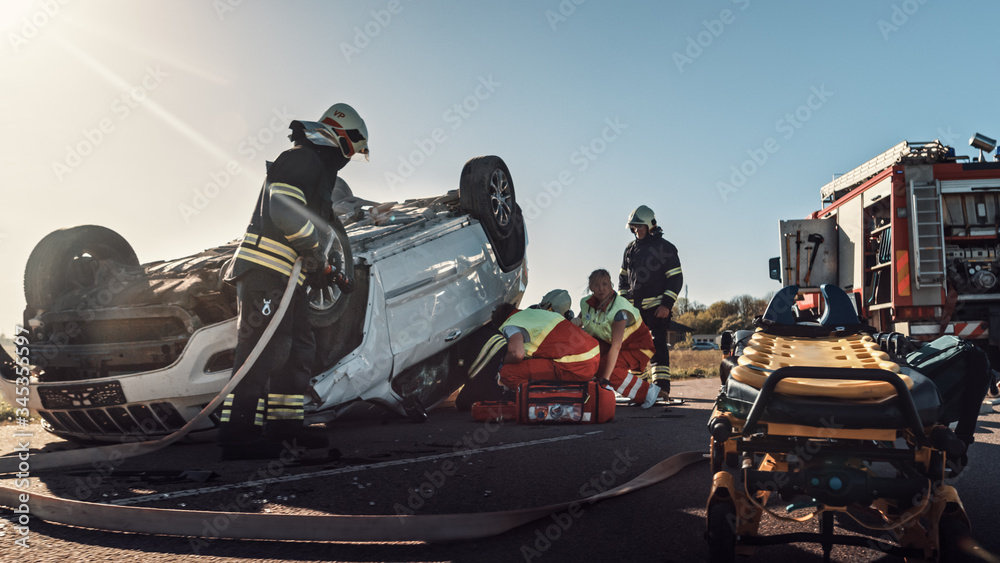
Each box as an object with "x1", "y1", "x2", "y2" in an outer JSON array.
[
  {"x1": 706, "y1": 502, "x2": 736, "y2": 563},
  {"x1": 938, "y1": 512, "x2": 974, "y2": 563},
  {"x1": 710, "y1": 440, "x2": 724, "y2": 473},
  {"x1": 709, "y1": 440, "x2": 737, "y2": 473}
]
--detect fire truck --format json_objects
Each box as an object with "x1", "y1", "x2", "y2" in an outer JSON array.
[{"x1": 771, "y1": 133, "x2": 1000, "y2": 363}]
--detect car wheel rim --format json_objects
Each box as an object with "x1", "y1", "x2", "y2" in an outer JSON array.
[
  {"x1": 488, "y1": 169, "x2": 512, "y2": 227},
  {"x1": 307, "y1": 284, "x2": 342, "y2": 312}
]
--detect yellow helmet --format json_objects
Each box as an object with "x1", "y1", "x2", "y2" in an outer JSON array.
[{"x1": 627, "y1": 205, "x2": 655, "y2": 229}]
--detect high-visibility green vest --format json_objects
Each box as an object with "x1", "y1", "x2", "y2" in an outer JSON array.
[
  {"x1": 500, "y1": 308, "x2": 563, "y2": 357},
  {"x1": 579, "y1": 294, "x2": 641, "y2": 343}
]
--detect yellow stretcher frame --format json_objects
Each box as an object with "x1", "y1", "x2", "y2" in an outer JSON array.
[{"x1": 731, "y1": 332, "x2": 912, "y2": 399}]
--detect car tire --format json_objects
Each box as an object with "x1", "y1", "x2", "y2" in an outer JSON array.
[
  {"x1": 23, "y1": 225, "x2": 140, "y2": 310},
  {"x1": 305, "y1": 214, "x2": 356, "y2": 328},
  {"x1": 459, "y1": 155, "x2": 525, "y2": 272}
]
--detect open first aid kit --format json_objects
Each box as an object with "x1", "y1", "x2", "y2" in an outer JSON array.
[{"x1": 516, "y1": 379, "x2": 615, "y2": 424}]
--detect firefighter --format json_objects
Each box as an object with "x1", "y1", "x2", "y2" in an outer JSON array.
[
  {"x1": 619, "y1": 205, "x2": 683, "y2": 397},
  {"x1": 492, "y1": 291, "x2": 600, "y2": 390},
  {"x1": 579, "y1": 269, "x2": 661, "y2": 408},
  {"x1": 217, "y1": 103, "x2": 367, "y2": 460}
]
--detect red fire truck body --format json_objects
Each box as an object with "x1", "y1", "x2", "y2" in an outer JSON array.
[{"x1": 775, "y1": 138, "x2": 1000, "y2": 359}]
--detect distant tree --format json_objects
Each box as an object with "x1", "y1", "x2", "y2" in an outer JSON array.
[
  {"x1": 731, "y1": 294, "x2": 766, "y2": 320},
  {"x1": 673, "y1": 297, "x2": 703, "y2": 315},
  {"x1": 673, "y1": 297, "x2": 691, "y2": 315},
  {"x1": 706, "y1": 300, "x2": 738, "y2": 319},
  {"x1": 671, "y1": 293, "x2": 771, "y2": 336}
]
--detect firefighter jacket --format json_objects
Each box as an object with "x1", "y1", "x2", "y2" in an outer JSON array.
[
  {"x1": 228, "y1": 144, "x2": 339, "y2": 284},
  {"x1": 579, "y1": 294, "x2": 654, "y2": 351},
  {"x1": 500, "y1": 308, "x2": 600, "y2": 364},
  {"x1": 618, "y1": 231, "x2": 683, "y2": 312}
]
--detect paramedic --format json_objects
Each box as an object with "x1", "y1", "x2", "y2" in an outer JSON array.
[
  {"x1": 492, "y1": 290, "x2": 600, "y2": 390},
  {"x1": 217, "y1": 103, "x2": 367, "y2": 460},
  {"x1": 619, "y1": 205, "x2": 683, "y2": 397},
  {"x1": 579, "y1": 269, "x2": 662, "y2": 408}
]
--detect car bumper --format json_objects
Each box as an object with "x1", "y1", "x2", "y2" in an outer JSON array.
[{"x1": 0, "y1": 320, "x2": 236, "y2": 442}]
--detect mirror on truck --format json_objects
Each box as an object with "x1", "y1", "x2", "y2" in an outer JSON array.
[{"x1": 768, "y1": 257, "x2": 781, "y2": 281}]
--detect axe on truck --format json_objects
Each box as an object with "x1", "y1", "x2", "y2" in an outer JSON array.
[{"x1": 803, "y1": 233, "x2": 824, "y2": 285}]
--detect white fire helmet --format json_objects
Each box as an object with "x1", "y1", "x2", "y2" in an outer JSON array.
[
  {"x1": 627, "y1": 205, "x2": 655, "y2": 230},
  {"x1": 295, "y1": 103, "x2": 369, "y2": 160}
]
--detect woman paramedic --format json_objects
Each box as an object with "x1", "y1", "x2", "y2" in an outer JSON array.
[{"x1": 578, "y1": 269, "x2": 664, "y2": 409}]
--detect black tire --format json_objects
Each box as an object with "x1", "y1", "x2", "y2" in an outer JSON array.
[
  {"x1": 24, "y1": 225, "x2": 139, "y2": 309},
  {"x1": 710, "y1": 440, "x2": 724, "y2": 474},
  {"x1": 938, "y1": 511, "x2": 975, "y2": 563},
  {"x1": 459, "y1": 156, "x2": 525, "y2": 272},
  {"x1": 305, "y1": 214, "x2": 355, "y2": 328},
  {"x1": 707, "y1": 502, "x2": 737, "y2": 563}
]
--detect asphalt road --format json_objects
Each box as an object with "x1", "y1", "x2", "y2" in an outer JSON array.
[{"x1": 1, "y1": 376, "x2": 999, "y2": 563}]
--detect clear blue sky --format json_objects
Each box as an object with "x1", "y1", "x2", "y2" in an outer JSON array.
[{"x1": 2, "y1": 0, "x2": 998, "y2": 331}]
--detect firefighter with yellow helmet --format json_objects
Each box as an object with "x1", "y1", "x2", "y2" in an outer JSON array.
[
  {"x1": 619, "y1": 205, "x2": 683, "y2": 397},
  {"x1": 217, "y1": 103, "x2": 367, "y2": 460}
]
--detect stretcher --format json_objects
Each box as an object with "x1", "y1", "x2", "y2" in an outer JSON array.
[{"x1": 706, "y1": 284, "x2": 988, "y2": 562}]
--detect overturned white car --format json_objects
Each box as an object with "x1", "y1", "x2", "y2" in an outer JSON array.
[{"x1": 1, "y1": 155, "x2": 526, "y2": 442}]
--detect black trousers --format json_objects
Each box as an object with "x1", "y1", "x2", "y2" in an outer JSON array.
[
  {"x1": 638, "y1": 307, "x2": 671, "y2": 384},
  {"x1": 217, "y1": 268, "x2": 316, "y2": 446}
]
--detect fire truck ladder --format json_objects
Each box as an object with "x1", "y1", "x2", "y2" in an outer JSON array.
[{"x1": 909, "y1": 180, "x2": 945, "y2": 288}]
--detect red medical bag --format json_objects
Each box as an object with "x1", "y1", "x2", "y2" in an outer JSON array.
[
  {"x1": 516, "y1": 380, "x2": 615, "y2": 424},
  {"x1": 470, "y1": 400, "x2": 517, "y2": 422}
]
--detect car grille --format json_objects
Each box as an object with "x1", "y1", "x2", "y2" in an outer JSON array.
[
  {"x1": 37, "y1": 381, "x2": 127, "y2": 409},
  {"x1": 38, "y1": 402, "x2": 195, "y2": 438},
  {"x1": 71, "y1": 317, "x2": 189, "y2": 344}
]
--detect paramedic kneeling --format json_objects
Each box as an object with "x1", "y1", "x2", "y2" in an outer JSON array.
[{"x1": 492, "y1": 295, "x2": 600, "y2": 390}]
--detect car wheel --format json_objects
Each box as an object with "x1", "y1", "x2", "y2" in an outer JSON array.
[
  {"x1": 24, "y1": 225, "x2": 140, "y2": 310},
  {"x1": 459, "y1": 155, "x2": 526, "y2": 272},
  {"x1": 306, "y1": 214, "x2": 355, "y2": 328}
]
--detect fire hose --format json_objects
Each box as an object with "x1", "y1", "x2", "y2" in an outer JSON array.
[{"x1": 0, "y1": 257, "x2": 706, "y2": 542}]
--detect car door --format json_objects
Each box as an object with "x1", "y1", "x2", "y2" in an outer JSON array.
[{"x1": 375, "y1": 222, "x2": 498, "y2": 376}]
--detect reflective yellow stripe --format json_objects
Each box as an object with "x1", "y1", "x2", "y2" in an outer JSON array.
[
  {"x1": 244, "y1": 233, "x2": 260, "y2": 245},
  {"x1": 269, "y1": 182, "x2": 307, "y2": 204},
  {"x1": 470, "y1": 334, "x2": 506, "y2": 377},
  {"x1": 554, "y1": 344, "x2": 600, "y2": 363},
  {"x1": 286, "y1": 220, "x2": 315, "y2": 243},
  {"x1": 641, "y1": 296, "x2": 662, "y2": 309},
  {"x1": 268, "y1": 394, "x2": 305, "y2": 406},
  {"x1": 666, "y1": 267, "x2": 682, "y2": 277},
  {"x1": 236, "y1": 246, "x2": 308, "y2": 285},
  {"x1": 267, "y1": 409, "x2": 304, "y2": 420},
  {"x1": 663, "y1": 290, "x2": 678, "y2": 301},
  {"x1": 257, "y1": 236, "x2": 298, "y2": 263},
  {"x1": 236, "y1": 246, "x2": 294, "y2": 277}
]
